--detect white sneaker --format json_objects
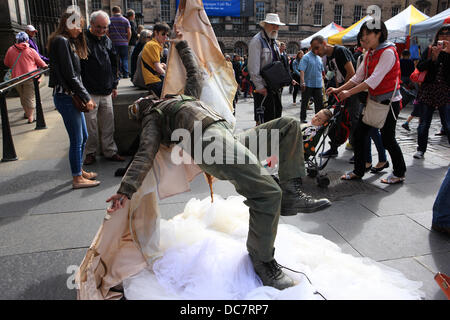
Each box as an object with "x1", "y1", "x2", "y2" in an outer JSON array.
[{"x1": 413, "y1": 151, "x2": 424, "y2": 159}]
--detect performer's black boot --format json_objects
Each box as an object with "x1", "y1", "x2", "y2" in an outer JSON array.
[
  {"x1": 280, "y1": 178, "x2": 331, "y2": 215},
  {"x1": 250, "y1": 255, "x2": 295, "y2": 290}
]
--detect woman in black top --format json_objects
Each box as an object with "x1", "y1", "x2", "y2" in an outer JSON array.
[
  {"x1": 47, "y1": 9, "x2": 100, "y2": 189},
  {"x1": 413, "y1": 25, "x2": 450, "y2": 159}
]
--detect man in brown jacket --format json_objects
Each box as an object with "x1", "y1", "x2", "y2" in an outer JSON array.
[{"x1": 107, "y1": 40, "x2": 330, "y2": 290}]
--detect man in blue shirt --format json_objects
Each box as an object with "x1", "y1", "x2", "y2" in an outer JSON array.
[{"x1": 299, "y1": 37, "x2": 325, "y2": 123}]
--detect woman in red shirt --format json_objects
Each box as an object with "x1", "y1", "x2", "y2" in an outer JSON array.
[{"x1": 4, "y1": 32, "x2": 47, "y2": 123}]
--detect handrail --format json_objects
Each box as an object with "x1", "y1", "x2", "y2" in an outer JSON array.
[
  {"x1": 0, "y1": 67, "x2": 49, "y2": 93},
  {"x1": 1, "y1": 67, "x2": 49, "y2": 161}
]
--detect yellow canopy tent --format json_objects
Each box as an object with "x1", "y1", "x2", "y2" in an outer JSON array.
[{"x1": 327, "y1": 15, "x2": 373, "y2": 45}]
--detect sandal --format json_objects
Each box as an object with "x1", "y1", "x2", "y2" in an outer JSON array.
[
  {"x1": 380, "y1": 174, "x2": 405, "y2": 184},
  {"x1": 341, "y1": 171, "x2": 362, "y2": 180}
]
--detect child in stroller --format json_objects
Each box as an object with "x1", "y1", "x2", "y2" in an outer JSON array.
[{"x1": 303, "y1": 101, "x2": 347, "y2": 187}]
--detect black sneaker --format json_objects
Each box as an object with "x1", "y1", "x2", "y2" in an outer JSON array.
[
  {"x1": 250, "y1": 256, "x2": 295, "y2": 290},
  {"x1": 432, "y1": 224, "x2": 450, "y2": 236},
  {"x1": 320, "y1": 149, "x2": 338, "y2": 158},
  {"x1": 83, "y1": 153, "x2": 96, "y2": 165},
  {"x1": 280, "y1": 178, "x2": 331, "y2": 215}
]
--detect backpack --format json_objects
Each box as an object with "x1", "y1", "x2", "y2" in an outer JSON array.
[{"x1": 328, "y1": 105, "x2": 350, "y2": 146}]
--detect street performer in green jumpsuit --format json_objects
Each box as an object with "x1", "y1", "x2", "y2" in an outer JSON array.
[{"x1": 106, "y1": 39, "x2": 331, "y2": 290}]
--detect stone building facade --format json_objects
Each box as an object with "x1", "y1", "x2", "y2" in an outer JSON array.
[{"x1": 88, "y1": 0, "x2": 448, "y2": 56}]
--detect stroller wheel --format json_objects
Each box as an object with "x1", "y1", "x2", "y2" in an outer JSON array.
[
  {"x1": 317, "y1": 175, "x2": 330, "y2": 188},
  {"x1": 307, "y1": 168, "x2": 318, "y2": 178}
]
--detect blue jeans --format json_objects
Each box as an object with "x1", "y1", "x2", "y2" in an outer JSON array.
[
  {"x1": 365, "y1": 127, "x2": 387, "y2": 164},
  {"x1": 115, "y1": 45, "x2": 129, "y2": 77},
  {"x1": 432, "y1": 167, "x2": 450, "y2": 227},
  {"x1": 54, "y1": 93, "x2": 88, "y2": 176},
  {"x1": 417, "y1": 103, "x2": 450, "y2": 153},
  {"x1": 353, "y1": 101, "x2": 406, "y2": 177}
]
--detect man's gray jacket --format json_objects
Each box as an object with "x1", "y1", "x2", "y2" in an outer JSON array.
[{"x1": 247, "y1": 31, "x2": 281, "y2": 91}]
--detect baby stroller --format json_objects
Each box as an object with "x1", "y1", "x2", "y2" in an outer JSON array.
[{"x1": 303, "y1": 98, "x2": 349, "y2": 188}]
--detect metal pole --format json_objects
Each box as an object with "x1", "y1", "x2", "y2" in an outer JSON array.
[
  {"x1": 0, "y1": 93, "x2": 18, "y2": 162},
  {"x1": 33, "y1": 77, "x2": 47, "y2": 130}
]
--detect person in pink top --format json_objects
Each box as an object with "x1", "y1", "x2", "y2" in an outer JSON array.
[{"x1": 4, "y1": 31, "x2": 47, "y2": 123}]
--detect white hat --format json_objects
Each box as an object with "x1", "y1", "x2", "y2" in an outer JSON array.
[
  {"x1": 25, "y1": 25, "x2": 37, "y2": 32},
  {"x1": 259, "y1": 13, "x2": 285, "y2": 27}
]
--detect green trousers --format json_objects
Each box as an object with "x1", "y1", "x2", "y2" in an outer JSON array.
[{"x1": 188, "y1": 116, "x2": 306, "y2": 262}]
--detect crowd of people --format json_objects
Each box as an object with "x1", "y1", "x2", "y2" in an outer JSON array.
[
  {"x1": 2, "y1": 6, "x2": 449, "y2": 295},
  {"x1": 226, "y1": 13, "x2": 449, "y2": 234}
]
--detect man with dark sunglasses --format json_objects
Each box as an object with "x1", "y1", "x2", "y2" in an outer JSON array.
[{"x1": 141, "y1": 22, "x2": 170, "y2": 97}]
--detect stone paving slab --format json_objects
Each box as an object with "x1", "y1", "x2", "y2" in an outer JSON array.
[
  {"x1": 0, "y1": 248, "x2": 85, "y2": 300},
  {"x1": 415, "y1": 251, "x2": 450, "y2": 275},
  {"x1": 354, "y1": 184, "x2": 439, "y2": 217},
  {"x1": 407, "y1": 210, "x2": 434, "y2": 230},
  {"x1": 0, "y1": 210, "x2": 104, "y2": 257},
  {"x1": 0, "y1": 192, "x2": 44, "y2": 219},
  {"x1": 0, "y1": 81, "x2": 449, "y2": 300},
  {"x1": 381, "y1": 257, "x2": 447, "y2": 300}
]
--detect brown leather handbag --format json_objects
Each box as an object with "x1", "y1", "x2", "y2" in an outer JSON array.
[
  {"x1": 71, "y1": 93, "x2": 90, "y2": 113},
  {"x1": 434, "y1": 272, "x2": 450, "y2": 299}
]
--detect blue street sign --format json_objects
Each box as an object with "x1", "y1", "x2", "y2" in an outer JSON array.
[{"x1": 176, "y1": 0, "x2": 253, "y2": 17}]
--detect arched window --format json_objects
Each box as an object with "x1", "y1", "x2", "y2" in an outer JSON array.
[
  {"x1": 218, "y1": 41, "x2": 225, "y2": 54},
  {"x1": 287, "y1": 42, "x2": 300, "y2": 55}
]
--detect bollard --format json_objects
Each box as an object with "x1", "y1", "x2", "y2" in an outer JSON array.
[
  {"x1": 33, "y1": 76, "x2": 47, "y2": 130},
  {"x1": 0, "y1": 93, "x2": 18, "y2": 161}
]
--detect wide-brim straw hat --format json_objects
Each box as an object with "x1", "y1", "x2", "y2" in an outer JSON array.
[{"x1": 259, "y1": 13, "x2": 285, "y2": 27}]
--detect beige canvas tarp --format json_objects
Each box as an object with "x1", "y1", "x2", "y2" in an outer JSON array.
[{"x1": 75, "y1": 0, "x2": 237, "y2": 300}]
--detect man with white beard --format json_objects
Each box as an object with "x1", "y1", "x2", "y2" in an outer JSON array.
[{"x1": 248, "y1": 13, "x2": 285, "y2": 125}]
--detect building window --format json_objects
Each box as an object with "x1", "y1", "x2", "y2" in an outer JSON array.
[
  {"x1": 160, "y1": 0, "x2": 170, "y2": 23},
  {"x1": 287, "y1": 42, "x2": 300, "y2": 55},
  {"x1": 91, "y1": 0, "x2": 101, "y2": 11},
  {"x1": 232, "y1": 17, "x2": 245, "y2": 32},
  {"x1": 353, "y1": 5, "x2": 363, "y2": 23},
  {"x1": 391, "y1": 6, "x2": 400, "y2": 17},
  {"x1": 210, "y1": 17, "x2": 220, "y2": 23},
  {"x1": 255, "y1": 1, "x2": 265, "y2": 23},
  {"x1": 288, "y1": 1, "x2": 299, "y2": 24},
  {"x1": 232, "y1": 17, "x2": 242, "y2": 23},
  {"x1": 440, "y1": 1, "x2": 449, "y2": 12},
  {"x1": 334, "y1": 4, "x2": 343, "y2": 26},
  {"x1": 313, "y1": 3, "x2": 323, "y2": 26},
  {"x1": 127, "y1": 0, "x2": 143, "y2": 14}
]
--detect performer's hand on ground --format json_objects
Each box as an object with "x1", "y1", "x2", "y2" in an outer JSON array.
[{"x1": 106, "y1": 194, "x2": 128, "y2": 213}]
